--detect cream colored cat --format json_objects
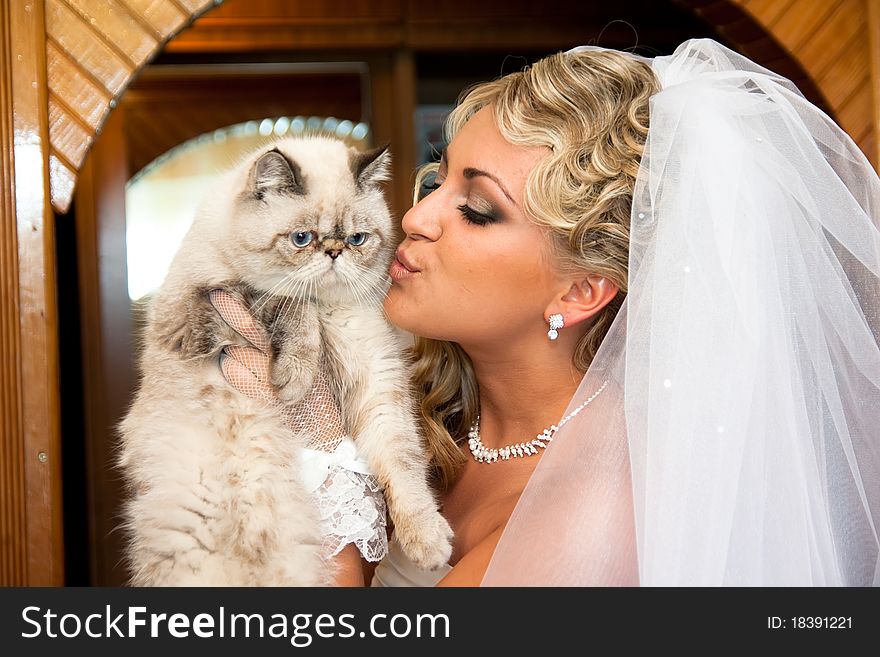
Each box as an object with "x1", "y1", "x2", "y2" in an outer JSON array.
[{"x1": 118, "y1": 137, "x2": 453, "y2": 586}]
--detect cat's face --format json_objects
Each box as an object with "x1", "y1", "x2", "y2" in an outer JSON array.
[{"x1": 229, "y1": 137, "x2": 393, "y2": 302}]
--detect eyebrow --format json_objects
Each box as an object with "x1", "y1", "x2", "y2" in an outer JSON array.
[{"x1": 440, "y1": 148, "x2": 517, "y2": 206}]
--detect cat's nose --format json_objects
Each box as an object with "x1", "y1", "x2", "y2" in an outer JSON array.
[{"x1": 322, "y1": 237, "x2": 345, "y2": 260}]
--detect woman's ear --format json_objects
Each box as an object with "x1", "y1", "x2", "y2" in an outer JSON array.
[{"x1": 544, "y1": 275, "x2": 619, "y2": 329}]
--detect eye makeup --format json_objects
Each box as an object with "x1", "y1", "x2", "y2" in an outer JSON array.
[
  {"x1": 457, "y1": 198, "x2": 499, "y2": 226},
  {"x1": 430, "y1": 147, "x2": 506, "y2": 226}
]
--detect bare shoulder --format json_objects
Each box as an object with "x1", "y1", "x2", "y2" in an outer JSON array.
[{"x1": 435, "y1": 526, "x2": 504, "y2": 587}]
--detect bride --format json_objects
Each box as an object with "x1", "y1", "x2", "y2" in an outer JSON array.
[{"x1": 215, "y1": 39, "x2": 880, "y2": 586}]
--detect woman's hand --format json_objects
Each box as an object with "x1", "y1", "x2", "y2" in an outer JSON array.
[
  {"x1": 209, "y1": 288, "x2": 278, "y2": 402},
  {"x1": 208, "y1": 289, "x2": 388, "y2": 583},
  {"x1": 209, "y1": 289, "x2": 346, "y2": 449}
]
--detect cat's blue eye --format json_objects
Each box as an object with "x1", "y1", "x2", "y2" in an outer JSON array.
[
  {"x1": 291, "y1": 231, "x2": 313, "y2": 248},
  {"x1": 347, "y1": 233, "x2": 367, "y2": 246}
]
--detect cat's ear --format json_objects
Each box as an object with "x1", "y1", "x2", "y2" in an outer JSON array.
[
  {"x1": 249, "y1": 148, "x2": 304, "y2": 199},
  {"x1": 350, "y1": 144, "x2": 391, "y2": 190}
]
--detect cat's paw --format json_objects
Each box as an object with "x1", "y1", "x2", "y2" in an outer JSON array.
[
  {"x1": 394, "y1": 509, "x2": 454, "y2": 571},
  {"x1": 270, "y1": 363, "x2": 314, "y2": 404}
]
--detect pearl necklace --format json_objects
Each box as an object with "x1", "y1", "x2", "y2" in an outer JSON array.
[{"x1": 467, "y1": 379, "x2": 610, "y2": 463}]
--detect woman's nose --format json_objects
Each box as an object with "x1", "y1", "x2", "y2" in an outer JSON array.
[{"x1": 401, "y1": 194, "x2": 442, "y2": 242}]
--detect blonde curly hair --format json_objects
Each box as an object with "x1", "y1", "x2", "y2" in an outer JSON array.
[{"x1": 412, "y1": 49, "x2": 659, "y2": 488}]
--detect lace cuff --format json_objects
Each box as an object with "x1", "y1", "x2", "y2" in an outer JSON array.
[
  {"x1": 314, "y1": 466, "x2": 388, "y2": 562},
  {"x1": 300, "y1": 438, "x2": 388, "y2": 563}
]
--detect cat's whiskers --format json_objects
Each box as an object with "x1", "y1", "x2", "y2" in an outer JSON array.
[
  {"x1": 249, "y1": 271, "x2": 298, "y2": 316},
  {"x1": 251, "y1": 262, "x2": 318, "y2": 323},
  {"x1": 272, "y1": 275, "x2": 314, "y2": 346},
  {"x1": 335, "y1": 260, "x2": 362, "y2": 299},
  {"x1": 348, "y1": 275, "x2": 371, "y2": 308},
  {"x1": 270, "y1": 261, "x2": 326, "y2": 341},
  {"x1": 269, "y1": 275, "x2": 307, "y2": 344},
  {"x1": 344, "y1": 262, "x2": 384, "y2": 307}
]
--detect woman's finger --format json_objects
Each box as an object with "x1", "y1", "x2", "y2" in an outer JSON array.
[
  {"x1": 209, "y1": 289, "x2": 271, "y2": 353},
  {"x1": 219, "y1": 348, "x2": 277, "y2": 402},
  {"x1": 224, "y1": 344, "x2": 271, "y2": 384}
]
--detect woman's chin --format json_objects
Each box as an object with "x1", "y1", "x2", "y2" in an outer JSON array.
[{"x1": 383, "y1": 291, "x2": 426, "y2": 336}]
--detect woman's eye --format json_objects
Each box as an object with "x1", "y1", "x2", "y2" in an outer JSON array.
[
  {"x1": 347, "y1": 233, "x2": 367, "y2": 246},
  {"x1": 457, "y1": 204, "x2": 497, "y2": 226},
  {"x1": 291, "y1": 231, "x2": 313, "y2": 248}
]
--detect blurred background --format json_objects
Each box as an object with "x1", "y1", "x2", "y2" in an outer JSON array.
[{"x1": 26, "y1": 0, "x2": 879, "y2": 584}]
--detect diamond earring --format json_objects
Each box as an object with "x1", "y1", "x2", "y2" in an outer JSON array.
[{"x1": 547, "y1": 314, "x2": 564, "y2": 340}]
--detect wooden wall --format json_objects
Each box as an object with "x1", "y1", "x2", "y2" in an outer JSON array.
[
  {"x1": 2, "y1": 0, "x2": 879, "y2": 585},
  {"x1": 731, "y1": 0, "x2": 880, "y2": 171}
]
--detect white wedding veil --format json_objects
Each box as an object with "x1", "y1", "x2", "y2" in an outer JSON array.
[{"x1": 482, "y1": 39, "x2": 880, "y2": 586}]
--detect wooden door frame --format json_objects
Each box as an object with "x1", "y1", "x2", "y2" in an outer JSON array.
[
  {"x1": 73, "y1": 106, "x2": 133, "y2": 586},
  {"x1": 1, "y1": 0, "x2": 64, "y2": 586}
]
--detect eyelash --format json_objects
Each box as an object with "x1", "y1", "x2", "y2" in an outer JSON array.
[{"x1": 457, "y1": 204, "x2": 497, "y2": 226}]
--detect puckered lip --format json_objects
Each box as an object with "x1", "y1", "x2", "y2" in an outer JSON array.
[{"x1": 394, "y1": 248, "x2": 421, "y2": 273}]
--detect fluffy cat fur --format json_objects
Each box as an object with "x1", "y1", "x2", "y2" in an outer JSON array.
[{"x1": 118, "y1": 136, "x2": 453, "y2": 586}]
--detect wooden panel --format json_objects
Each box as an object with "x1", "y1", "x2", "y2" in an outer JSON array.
[
  {"x1": 740, "y1": 0, "x2": 797, "y2": 26},
  {"x1": 48, "y1": 153, "x2": 78, "y2": 213},
  {"x1": 166, "y1": 19, "x2": 404, "y2": 52},
  {"x1": 733, "y1": 0, "x2": 876, "y2": 166},
  {"x1": 817, "y1": 33, "x2": 871, "y2": 109},
  {"x1": 406, "y1": 0, "x2": 725, "y2": 51},
  {"x1": 796, "y1": 0, "x2": 865, "y2": 78},
  {"x1": 7, "y1": 0, "x2": 65, "y2": 586},
  {"x1": 46, "y1": 1, "x2": 135, "y2": 96},
  {"x1": 0, "y1": 0, "x2": 28, "y2": 587},
  {"x1": 64, "y1": 0, "x2": 159, "y2": 68},
  {"x1": 682, "y1": 0, "x2": 831, "y2": 114},
  {"x1": 122, "y1": 66, "x2": 365, "y2": 175},
  {"x1": 205, "y1": 0, "x2": 403, "y2": 19},
  {"x1": 168, "y1": 0, "x2": 711, "y2": 53},
  {"x1": 405, "y1": 23, "x2": 633, "y2": 51},
  {"x1": 48, "y1": 97, "x2": 93, "y2": 172},
  {"x1": 836, "y1": 83, "x2": 874, "y2": 142},
  {"x1": 41, "y1": 0, "x2": 880, "y2": 211},
  {"x1": 859, "y1": 130, "x2": 876, "y2": 167},
  {"x1": 770, "y1": 0, "x2": 841, "y2": 49},
  {"x1": 366, "y1": 55, "x2": 394, "y2": 174},
  {"x1": 46, "y1": 40, "x2": 112, "y2": 130},
  {"x1": 125, "y1": 0, "x2": 188, "y2": 35},
  {"x1": 870, "y1": 0, "x2": 880, "y2": 166},
  {"x1": 176, "y1": 0, "x2": 217, "y2": 11}
]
